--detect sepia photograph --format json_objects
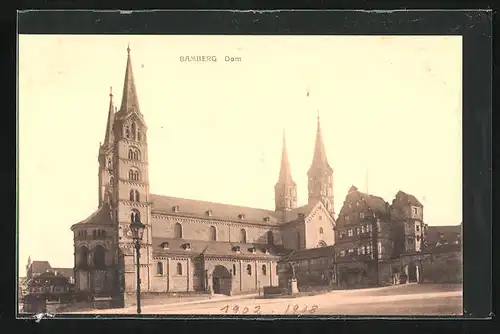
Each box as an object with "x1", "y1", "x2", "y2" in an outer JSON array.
[{"x1": 18, "y1": 34, "x2": 463, "y2": 317}]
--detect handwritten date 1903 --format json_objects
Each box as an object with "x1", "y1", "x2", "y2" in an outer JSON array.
[{"x1": 220, "y1": 304, "x2": 318, "y2": 314}]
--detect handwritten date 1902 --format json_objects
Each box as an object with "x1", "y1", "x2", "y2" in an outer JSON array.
[{"x1": 220, "y1": 304, "x2": 318, "y2": 314}]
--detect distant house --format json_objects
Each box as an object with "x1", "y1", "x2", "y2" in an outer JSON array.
[
  {"x1": 25, "y1": 258, "x2": 76, "y2": 302},
  {"x1": 26, "y1": 259, "x2": 74, "y2": 282}
]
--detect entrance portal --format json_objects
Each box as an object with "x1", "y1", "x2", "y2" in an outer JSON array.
[
  {"x1": 212, "y1": 265, "x2": 232, "y2": 295},
  {"x1": 408, "y1": 263, "x2": 418, "y2": 283}
]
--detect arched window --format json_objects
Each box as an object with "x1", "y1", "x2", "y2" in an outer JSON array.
[
  {"x1": 128, "y1": 148, "x2": 140, "y2": 160},
  {"x1": 267, "y1": 231, "x2": 274, "y2": 245},
  {"x1": 233, "y1": 264, "x2": 237, "y2": 276},
  {"x1": 247, "y1": 264, "x2": 252, "y2": 276},
  {"x1": 210, "y1": 226, "x2": 217, "y2": 241},
  {"x1": 128, "y1": 169, "x2": 140, "y2": 181},
  {"x1": 78, "y1": 246, "x2": 89, "y2": 268},
  {"x1": 102, "y1": 230, "x2": 106, "y2": 238},
  {"x1": 174, "y1": 223, "x2": 183, "y2": 239},
  {"x1": 93, "y1": 245, "x2": 106, "y2": 269},
  {"x1": 262, "y1": 264, "x2": 267, "y2": 276},
  {"x1": 137, "y1": 131, "x2": 142, "y2": 141},
  {"x1": 317, "y1": 240, "x2": 327, "y2": 248},
  {"x1": 92, "y1": 230, "x2": 97, "y2": 239},
  {"x1": 129, "y1": 190, "x2": 135, "y2": 201},
  {"x1": 157, "y1": 262, "x2": 163, "y2": 275},
  {"x1": 130, "y1": 209, "x2": 141, "y2": 223},
  {"x1": 125, "y1": 126, "x2": 130, "y2": 139},
  {"x1": 319, "y1": 227, "x2": 324, "y2": 234},
  {"x1": 131, "y1": 123, "x2": 136, "y2": 140},
  {"x1": 135, "y1": 190, "x2": 140, "y2": 202},
  {"x1": 240, "y1": 229, "x2": 247, "y2": 243},
  {"x1": 177, "y1": 262, "x2": 183, "y2": 275},
  {"x1": 107, "y1": 158, "x2": 112, "y2": 168}
]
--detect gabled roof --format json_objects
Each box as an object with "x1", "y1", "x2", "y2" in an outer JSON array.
[
  {"x1": 279, "y1": 245, "x2": 334, "y2": 262},
  {"x1": 393, "y1": 190, "x2": 423, "y2": 207},
  {"x1": 337, "y1": 187, "x2": 389, "y2": 218},
  {"x1": 282, "y1": 204, "x2": 318, "y2": 224},
  {"x1": 152, "y1": 237, "x2": 290, "y2": 258},
  {"x1": 71, "y1": 201, "x2": 114, "y2": 228},
  {"x1": 151, "y1": 194, "x2": 284, "y2": 225},
  {"x1": 29, "y1": 261, "x2": 52, "y2": 275}
]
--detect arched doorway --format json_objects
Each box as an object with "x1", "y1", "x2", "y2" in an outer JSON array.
[
  {"x1": 212, "y1": 265, "x2": 232, "y2": 295},
  {"x1": 408, "y1": 263, "x2": 418, "y2": 283}
]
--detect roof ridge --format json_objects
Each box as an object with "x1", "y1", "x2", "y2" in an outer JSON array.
[{"x1": 150, "y1": 193, "x2": 277, "y2": 213}]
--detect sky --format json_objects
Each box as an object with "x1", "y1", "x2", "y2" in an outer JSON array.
[{"x1": 18, "y1": 35, "x2": 463, "y2": 274}]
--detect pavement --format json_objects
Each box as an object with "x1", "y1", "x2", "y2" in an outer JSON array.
[{"x1": 63, "y1": 283, "x2": 462, "y2": 316}]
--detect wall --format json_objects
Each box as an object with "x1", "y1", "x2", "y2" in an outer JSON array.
[
  {"x1": 149, "y1": 257, "x2": 279, "y2": 295},
  {"x1": 421, "y1": 250, "x2": 462, "y2": 283},
  {"x1": 151, "y1": 215, "x2": 283, "y2": 245},
  {"x1": 336, "y1": 260, "x2": 376, "y2": 287},
  {"x1": 304, "y1": 206, "x2": 335, "y2": 249},
  {"x1": 377, "y1": 220, "x2": 394, "y2": 260},
  {"x1": 281, "y1": 221, "x2": 305, "y2": 250}
]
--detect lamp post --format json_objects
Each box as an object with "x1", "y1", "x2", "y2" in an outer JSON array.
[{"x1": 130, "y1": 219, "x2": 145, "y2": 314}]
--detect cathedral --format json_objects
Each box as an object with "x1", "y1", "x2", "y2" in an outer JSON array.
[{"x1": 70, "y1": 47, "x2": 336, "y2": 304}]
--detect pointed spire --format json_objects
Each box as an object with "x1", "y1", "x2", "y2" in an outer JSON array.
[
  {"x1": 309, "y1": 111, "x2": 331, "y2": 171},
  {"x1": 278, "y1": 130, "x2": 294, "y2": 184},
  {"x1": 119, "y1": 45, "x2": 140, "y2": 115},
  {"x1": 103, "y1": 86, "x2": 115, "y2": 146}
]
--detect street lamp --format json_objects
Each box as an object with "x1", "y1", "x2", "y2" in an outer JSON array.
[{"x1": 130, "y1": 219, "x2": 145, "y2": 314}]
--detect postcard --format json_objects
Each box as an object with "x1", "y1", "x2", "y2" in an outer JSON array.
[{"x1": 18, "y1": 34, "x2": 463, "y2": 317}]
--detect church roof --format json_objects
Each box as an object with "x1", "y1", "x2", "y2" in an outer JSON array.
[
  {"x1": 151, "y1": 194, "x2": 286, "y2": 225},
  {"x1": 308, "y1": 113, "x2": 332, "y2": 173},
  {"x1": 282, "y1": 204, "x2": 318, "y2": 223},
  {"x1": 71, "y1": 201, "x2": 114, "y2": 228},
  {"x1": 152, "y1": 237, "x2": 290, "y2": 258},
  {"x1": 101, "y1": 88, "x2": 115, "y2": 149},
  {"x1": 277, "y1": 131, "x2": 295, "y2": 185},
  {"x1": 119, "y1": 46, "x2": 141, "y2": 116}
]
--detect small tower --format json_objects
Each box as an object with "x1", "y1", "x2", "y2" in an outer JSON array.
[
  {"x1": 274, "y1": 131, "x2": 297, "y2": 211},
  {"x1": 307, "y1": 112, "x2": 334, "y2": 215}
]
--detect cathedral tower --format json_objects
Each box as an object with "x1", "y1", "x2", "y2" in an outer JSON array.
[
  {"x1": 275, "y1": 131, "x2": 297, "y2": 211},
  {"x1": 111, "y1": 46, "x2": 153, "y2": 295},
  {"x1": 307, "y1": 113, "x2": 334, "y2": 215}
]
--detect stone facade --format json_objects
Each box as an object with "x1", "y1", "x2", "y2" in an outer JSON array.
[{"x1": 69, "y1": 47, "x2": 336, "y2": 307}]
